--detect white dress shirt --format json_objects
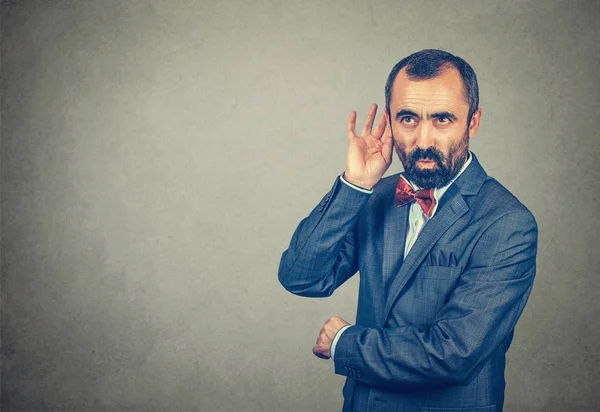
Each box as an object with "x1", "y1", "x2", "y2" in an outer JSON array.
[{"x1": 330, "y1": 152, "x2": 473, "y2": 360}]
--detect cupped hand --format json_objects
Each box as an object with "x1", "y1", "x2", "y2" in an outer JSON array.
[{"x1": 344, "y1": 103, "x2": 393, "y2": 190}]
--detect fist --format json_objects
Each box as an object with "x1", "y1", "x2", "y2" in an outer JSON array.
[{"x1": 312, "y1": 316, "x2": 350, "y2": 360}]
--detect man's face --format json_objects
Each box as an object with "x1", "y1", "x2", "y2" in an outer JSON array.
[{"x1": 388, "y1": 67, "x2": 482, "y2": 189}]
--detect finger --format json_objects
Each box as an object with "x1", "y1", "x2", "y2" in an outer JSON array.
[
  {"x1": 312, "y1": 345, "x2": 330, "y2": 360},
  {"x1": 347, "y1": 111, "x2": 357, "y2": 140},
  {"x1": 372, "y1": 110, "x2": 387, "y2": 140},
  {"x1": 361, "y1": 103, "x2": 378, "y2": 136},
  {"x1": 326, "y1": 330, "x2": 338, "y2": 341}
]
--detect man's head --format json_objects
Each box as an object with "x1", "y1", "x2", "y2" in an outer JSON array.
[{"x1": 385, "y1": 49, "x2": 482, "y2": 189}]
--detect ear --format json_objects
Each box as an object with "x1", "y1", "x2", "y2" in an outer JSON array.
[{"x1": 467, "y1": 108, "x2": 482, "y2": 139}]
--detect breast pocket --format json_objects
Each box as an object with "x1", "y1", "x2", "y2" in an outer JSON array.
[{"x1": 417, "y1": 264, "x2": 462, "y2": 280}]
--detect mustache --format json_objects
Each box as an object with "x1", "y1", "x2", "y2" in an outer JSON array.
[{"x1": 408, "y1": 147, "x2": 445, "y2": 165}]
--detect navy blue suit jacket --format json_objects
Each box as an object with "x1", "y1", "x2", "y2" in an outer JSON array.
[{"x1": 279, "y1": 154, "x2": 538, "y2": 412}]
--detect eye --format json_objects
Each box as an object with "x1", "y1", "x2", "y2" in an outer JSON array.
[
  {"x1": 434, "y1": 115, "x2": 454, "y2": 127},
  {"x1": 401, "y1": 116, "x2": 415, "y2": 125}
]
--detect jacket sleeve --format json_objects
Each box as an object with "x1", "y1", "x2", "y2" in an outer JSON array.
[
  {"x1": 333, "y1": 210, "x2": 538, "y2": 387},
  {"x1": 278, "y1": 176, "x2": 371, "y2": 297}
]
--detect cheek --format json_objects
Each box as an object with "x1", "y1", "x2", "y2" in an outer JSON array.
[
  {"x1": 434, "y1": 137, "x2": 451, "y2": 151},
  {"x1": 431, "y1": 129, "x2": 458, "y2": 149},
  {"x1": 391, "y1": 127, "x2": 413, "y2": 147}
]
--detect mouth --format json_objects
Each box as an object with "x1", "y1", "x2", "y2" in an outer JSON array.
[{"x1": 415, "y1": 159, "x2": 437, "y2": 167}]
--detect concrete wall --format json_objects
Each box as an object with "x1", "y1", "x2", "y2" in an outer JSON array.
[{"x1": 2, "y1": 0, "x2": 599, "y2": 410}]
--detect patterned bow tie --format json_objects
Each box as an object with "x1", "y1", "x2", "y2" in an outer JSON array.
[{"x1": 395, "y1": 176, "x2": 436, "y2": 217}]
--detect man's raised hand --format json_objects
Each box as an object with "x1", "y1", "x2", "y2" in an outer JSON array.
[{"x1": 344, "y1": 103, "x2": 393, "y2": 190}]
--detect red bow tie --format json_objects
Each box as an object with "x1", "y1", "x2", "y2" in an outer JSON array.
[{"x1": 395, "y1": 176, "x2": 436, "y2": 217}]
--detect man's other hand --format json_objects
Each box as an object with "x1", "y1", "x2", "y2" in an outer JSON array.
[
  {"x1": 312, "y1": 316, "x2": 350, "y2": 360},
  {"x1": 344, "y1": 103, "x2": 393, "y2": 190}
]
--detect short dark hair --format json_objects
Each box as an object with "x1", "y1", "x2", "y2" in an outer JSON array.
[{"x1": 385, "y1": 49, "x2": 479, "y2": 123}]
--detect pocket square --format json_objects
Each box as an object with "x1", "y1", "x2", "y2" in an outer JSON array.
[{"x1": 427, "y1": 250, "x2": 458, "y2": 267}]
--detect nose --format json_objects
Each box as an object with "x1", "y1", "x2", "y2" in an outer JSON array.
[{"x1": 414, "y1": 122, "x2": 434, "y2": 150}]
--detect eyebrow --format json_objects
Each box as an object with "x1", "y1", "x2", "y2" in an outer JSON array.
[{"x1": 395, "y1": 109, "x2": 458, "y2": 121}]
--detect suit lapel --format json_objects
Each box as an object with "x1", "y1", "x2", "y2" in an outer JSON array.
[
  {"x1": 381, "y1": 197, "x2": 409, "y2": 303},
  {"x1": 382, "y1": 187, "x2": 468, "y2": 320},
  {"x1": 381, "y1": 153, "x2": 488, "y2": 322}
]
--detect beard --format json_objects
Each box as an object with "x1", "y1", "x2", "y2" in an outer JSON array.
[{"x1": 394, "y1": 129, "x2": 469, "y2": 190}]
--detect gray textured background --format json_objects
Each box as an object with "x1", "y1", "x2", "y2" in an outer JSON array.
[{"x1": 1, "y1": 0, "x2": 599, "y2": 411}]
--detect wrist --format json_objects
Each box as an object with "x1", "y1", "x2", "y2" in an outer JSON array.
[
  {"x1": 330, "y1": 324, "x2": 352, "y2": 361},
  {"x1": 342, "y1": 173, "x2": 374, "y2": 190}
]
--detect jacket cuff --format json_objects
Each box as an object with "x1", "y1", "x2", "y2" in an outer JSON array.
[
  {"x1": 333, "y1": 324, "x2": 366, "y2": 379},
  {"x1": 330, "y1": 324, "x2": 353, "y2": 361},
  {"x1": 339, "y1": 174, "x2": 374, "y2": 194}
]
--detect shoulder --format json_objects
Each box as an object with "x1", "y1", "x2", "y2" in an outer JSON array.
[
  {"x1": 350, "y1": 173, "x2": 400, "y2": 228},
  {"x1": 474, "y1": 177, "x2": 538, "y2": 232},
  {"x1": 364, "y1": 173, "x2": 401, "y2": 206},
  {"x1": 372, "y1": 173, "x2": 401, "y2": 196}
]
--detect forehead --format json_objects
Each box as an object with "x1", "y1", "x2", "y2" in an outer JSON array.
[{"x1": 390, "y1": 67, "x2": 468, "y2": 113}]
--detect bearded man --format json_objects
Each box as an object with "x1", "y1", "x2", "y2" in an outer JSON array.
[{"x1": 278, "y1": 49, "x2": 538, "y2": 411}]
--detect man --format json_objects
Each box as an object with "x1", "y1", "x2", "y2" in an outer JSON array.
[{"x1": 278, "y1": 49, "x2": 537, "y2": 411}]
